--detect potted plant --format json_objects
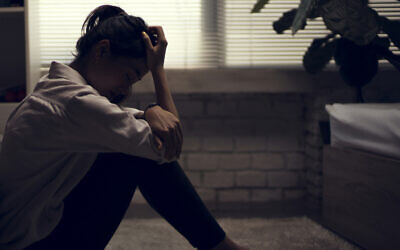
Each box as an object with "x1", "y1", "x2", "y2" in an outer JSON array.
[{"x1": 252, "y1": 0, "x2": 400, "y2": 102}]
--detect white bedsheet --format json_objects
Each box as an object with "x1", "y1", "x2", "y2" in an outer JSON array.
[{"x1": 326, "y1": 103, "x2": 400, "y2": 159}]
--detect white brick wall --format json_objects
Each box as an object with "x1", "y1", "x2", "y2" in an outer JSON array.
[
  {"x1": 268, "y1": 171, "x2": 299, "y2": 188},
  {"x1": 252, "y1": 153, "x2": 285, "y2": 170},
  {"x1": 125, "y1": 84, "x2": 400, "y2": 211},
  {"x1": 219, "y1": 189, "x2": 250, "y2": 202},
  {"x1": 235, "y1": 171, "x2": 267, "y2": 187},
  {"x1": 203, "y1": 137, "x2": 234, "y2": 152},
  {"x1": 204, "y1": 172, "x2": 235, "y2": 188},
  {"x1": 125, "y1": 93, "x2": 306, "y2": 205},
  {"x1": 218, "y1": 153, "x2": 251, "y2": 170},
  {"x1": 286, "y1": 153, "x2": 305, "y2": 170},
  {"x1": 187, "y1": 153, "x2": 219, "y2": 171},
  {"x1": 251, "y1": 189, "x2": 282, "y2": 202},
  {"x1": 235, "y1": 136, "x2": 268, "y2": 152}
]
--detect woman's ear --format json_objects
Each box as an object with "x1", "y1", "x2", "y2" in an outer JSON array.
[{"x1": 93, "y1": 39, "x2": 111, "y2": 63}]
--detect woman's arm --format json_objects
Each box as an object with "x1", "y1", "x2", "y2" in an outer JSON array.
[
  {"x1": 142, "y1": 26, "x2": 183, "y2": 161},
  {"x1": 143, "y1": 26, "x2": 179, "y2": 118},
  {"x1": 151, "y1": 67, "x2": 179, "y2": 118}
]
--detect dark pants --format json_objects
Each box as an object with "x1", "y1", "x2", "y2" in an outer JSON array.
[{"x1": 24, "y1": 153, "x2": 226, "y2": 250}]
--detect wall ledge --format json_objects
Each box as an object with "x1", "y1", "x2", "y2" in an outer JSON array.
[{"x1": 40, "y1": 66, "x2": 398, "y2": 94}]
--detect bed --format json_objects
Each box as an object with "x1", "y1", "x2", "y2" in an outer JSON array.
[{"x1": 323, "y1": 103, "x2": 400, "y2": 250}]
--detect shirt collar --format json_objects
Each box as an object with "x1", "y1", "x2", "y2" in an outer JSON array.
[{"x1": 48, "y1": 61, "x2": 88, "y2": 85}]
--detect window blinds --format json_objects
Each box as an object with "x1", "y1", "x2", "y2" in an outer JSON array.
[
  {"x1": 224, "y1": 0, "x2": 400, "y2": 67},
  {"x1": 38, "y1": 0, "x2": 209, "y2": 68},
  {"x1": 39, "y1": 0, "x2": 400, "y2": 68}
]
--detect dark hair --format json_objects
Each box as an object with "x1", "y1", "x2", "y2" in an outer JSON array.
[{"x1": 75, "y1": 5, "x2": 156, "y2": 59}]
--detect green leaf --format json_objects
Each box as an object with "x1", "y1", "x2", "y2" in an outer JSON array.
[
  {"x1": 303, "y1": 34, "x2": 337, "y2": 74},
  {"x1": 291, "y1": 0, "x2": 314, "y2": 34},
  {"x1": 251, "y1": 0, "x2": 269, "y2": 13},
  {"x1": 273, "y1": 9, "x2": 298, "y2": 34}
]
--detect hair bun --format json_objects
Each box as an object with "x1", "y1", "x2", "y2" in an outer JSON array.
[{"x1": 82, "y1": 5, "x2": 126, "y2": 34}]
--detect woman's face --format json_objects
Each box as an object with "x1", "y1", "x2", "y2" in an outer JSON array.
[{"x1": 86, "y1": 40, "x2": 149, "y2": 104}]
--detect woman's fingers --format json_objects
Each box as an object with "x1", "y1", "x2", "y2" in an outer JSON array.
[
  {"x1": 145, "y1": 106, "x2": 182, "y2": 161},
  {"x1": 163, "y1": 120, "x2": 182, "y2": 160},
  {"x1": 148, "y1": 26, "x2": 168, "y2": 46},
  {"x1": 165, "y1": 127, "x2": 176, "y2": 160},
  {"x1": 154, "y1": 135, "x2": 163, "y2": 151},
  {"x1": 142, "y1": 31, "x2": 153, "y2": 50}
]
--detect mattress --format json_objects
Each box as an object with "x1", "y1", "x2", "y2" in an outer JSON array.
[{"x1": 326, "y1": 103, "x2": 400, "y2": 159}]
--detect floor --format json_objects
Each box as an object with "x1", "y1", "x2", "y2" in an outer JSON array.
[{"x1": 105, "y1": 202, "x2": 361, "y2": 250}]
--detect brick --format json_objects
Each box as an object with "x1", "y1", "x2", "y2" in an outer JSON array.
[
  {"x1": 304, "y1": 109, "x2": 322, "y2": 123},
  {"x1": 204, "y1": 172, "x2": 234, "y2": 188},
  {"x1": 306, "y1": 134, "x2": 324, "y2": 147},
  {"x1": 258, "y1": 119, "x2": 302, "y2": 135},
  {"x1": 268, "y1": 134, "x2": 301, "y2": 152},
  {"x1": 218, "y1": 153, "x2": 251, "y2": 170},
  {"x1": 251, "y1": 189, "x2": 282, "y2": 202},
  {"x1": 222, "y1": 119, "x2": 258, "y2": 136},
  {"x1": 218, "y1": 189, "x2": 250, "y2": 202},
  {"x1": 307, "y1": 196, "x2": 322, "y2": 212},
  {"x1": 187, "y1": 153, "x2": 218, "y2": 171},
  {"x1": 185, "y1": 171, "x2": 202, "y2": 187},
  {"x1": 268, "y1": 171, "x2": 299, "y2": 188},
  {"x1": 235, "y1": 171, "x2": 267, "y2": 187},
  {"x1": 180, "y1": 118, "x2": 194, "y2": 136},
  {"x1": 235, "y1": 136, "x2": 267, "y2": 152},
  {"x1": 237, "y1": 99, "x2": 271, "y2": 117},
  {"x1": 270, "y1": 100, "x2": 304, "y2": 118},
  {"x1": 192, "y1": 119, "x2": 224, "y2": 135},
  {"x1": 182, "y1": 136, "x2": 202, "y2": 152},
  {"x1": 305, "y1": 120, "x2": 320, "y2": 135},
  {"x1": 305, "y1": 144, "x2": 322, "y2": 161},
  {"x1": 305, "y1": 156, "x2": 322, "y2": 172},
  {"x1": 175, "y1": 100, "x2": 204, "y2": 117},
  {"x1": 203, "y1": 137, "x2": 234, "y2": 152},
  {"x1": 306, "y1": 170, "x2": 322, "y2": 186},
  {"x1": 252, "y1": 153, "x2": 285, "y2": 170},
  {"x1": 307, "y1": 184, "x2": 323, "y2": 198},
  {"x1": 298, "y1": 172, "x2": 307, "y2": 187},
  {"x1": 274, "y1": 94, "x2": 303, "y2": 102},
  {"x1": 284, "y1": 189, "x2": 306, "y2": 200},
  {"x1": 286, "y1": 153, "x2": 305, "y2": 170},
  {"x1": 206, "y1": 101, "x2": 237, "y2": 117},
  {"x1": 196, "y1": 188, "x2": 217, "y2": 202}
]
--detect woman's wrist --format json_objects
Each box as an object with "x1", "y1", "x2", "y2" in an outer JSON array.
[
  {"x1": 144, "y1": 103, "x2": 159, "y2": 121},
  {"x1": 151, "y1": 66, "x2": 165, "y2": 76}
]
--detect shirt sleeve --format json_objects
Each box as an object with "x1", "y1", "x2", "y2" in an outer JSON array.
[{"x1": 63, "y1": 93, "x2": 168, "y2": 164}]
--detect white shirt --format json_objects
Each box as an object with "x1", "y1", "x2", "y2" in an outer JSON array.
[{"x1": 0, "y1": 61, "x2": 167, "y2": 250}]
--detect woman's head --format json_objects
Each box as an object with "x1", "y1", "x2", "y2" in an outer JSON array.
[
  {"x1": 75, "y1": 5, "x2": 156, "y2": 59},
  {"x1": 71, "y1": 5, "x2": 156, "y2": 104}
]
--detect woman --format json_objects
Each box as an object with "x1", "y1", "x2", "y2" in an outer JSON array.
[{"x1": 0, "y1": 5, "x2": 250, "y2": 250}]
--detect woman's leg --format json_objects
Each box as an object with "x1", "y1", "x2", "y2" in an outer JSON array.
[
  {"x1": 25, "y1": 153, "x2": 226, "y2": 250},
  {"x1": 134, "y1": 158, "x2": 226, "y2": 250},
  {"x1": 24, "y1": 153, "x2": 141, "y2": 250}
]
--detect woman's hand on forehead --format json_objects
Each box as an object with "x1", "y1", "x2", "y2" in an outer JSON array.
[{"x1": 142, "y1": 26, "x2": 168, "y2": 72}]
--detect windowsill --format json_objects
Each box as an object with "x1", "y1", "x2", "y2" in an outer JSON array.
[
  {"x1": 39, "y1": 65, "x2": 398, "y2": 94},
  {"x1": 132, "y1": 68, "x2": 317, "y2": 94}
]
